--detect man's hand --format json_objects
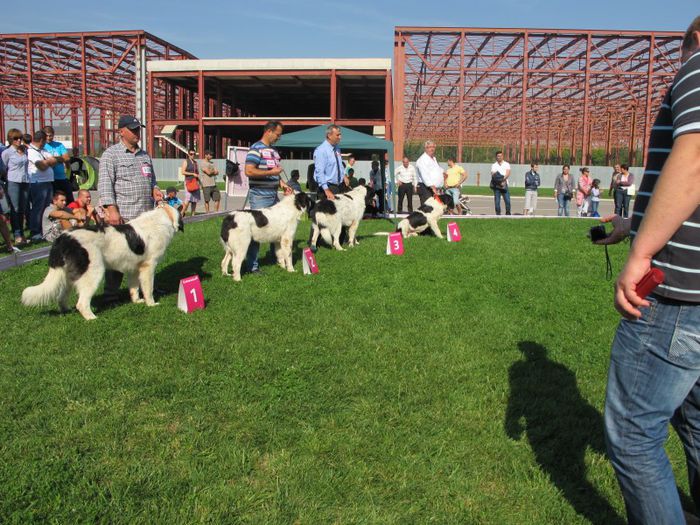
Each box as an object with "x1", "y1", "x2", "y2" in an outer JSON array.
[
  {"x1": 105, "y1": 206, "x2": 122, "y2": 226},
  {"x1": 593, "y1": 215, "x2": 631, "y2": 245},
  {"x1": 153, "y1": 187, "x2": 163, "y2": 202},
  {"x1": 281, "y1": 182, "x2": 294, "y2": 195},
  {"x1": 615, "y1": 254, "x2": 652, "y2": 320},
  {"x1": 324, "y1": 188, "x2": 335, "y2": 200},
  {"x1": 268, "y1": 167, "x2": 283, "y2": 176}
]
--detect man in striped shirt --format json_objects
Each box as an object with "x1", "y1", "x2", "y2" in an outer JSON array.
[
  {"x1": 604, "y1": 17, "x2": 700, "y2": 524},
  {"x1": 244, "y1": 120, "x2": 292, "y2": 273}
]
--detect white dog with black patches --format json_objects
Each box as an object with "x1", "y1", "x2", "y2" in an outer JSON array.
[
  {"x1": 309, "y1": 185, "x2": 376, "y2": 251},
  {"x1": 396, "y1": 195, "x2": 452, "y2": 238},
  {"x1": 220, "y1": 192, "x2": 312, "y2": 281},
  {"x1": 22, "y1": 205, "x2": 184, "y2": 320}
]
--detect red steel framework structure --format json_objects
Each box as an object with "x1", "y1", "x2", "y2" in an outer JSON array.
[
  {"x1": 393, "y1": 27, "x2": 684, "y2": 165},
  {"x1": 147, "y1": 58, "x2": 392, "y2": 158},
  {"x1": 0, "y1": 30, "x2": 195, "y2": 154}
]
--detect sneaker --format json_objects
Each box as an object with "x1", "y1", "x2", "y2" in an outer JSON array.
[{"x1": 30, "y1": 235, "x2": 43, "y2": 243}]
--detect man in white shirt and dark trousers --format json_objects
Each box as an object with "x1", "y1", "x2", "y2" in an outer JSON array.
[
  {"x1": 27, "y1": 130, "x2": 59, "y2": 241},
  {"x1": 415, "y1": 140, "x2": 445, "y2": 205},
  {"x1": 490, "y1": 151, "x2": 511, "y2": 215},
  {"x1": 395, "y1": 156, "x2": 417, "y2": 213}
]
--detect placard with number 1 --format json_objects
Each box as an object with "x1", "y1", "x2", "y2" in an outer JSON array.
[{"x1": 178, "y1": 275, "x2": 205, "y2": 313}]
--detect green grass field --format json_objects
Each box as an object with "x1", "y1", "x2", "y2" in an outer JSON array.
[{"x1": 0, "y1": 217, "x2": 690, "y2": 523}]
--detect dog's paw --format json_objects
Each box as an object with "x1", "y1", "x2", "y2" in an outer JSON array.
[
  {"x1": 133, "y1": 298, "x2": 145, "y2": 304},
  {"x1": 309, "y1": 245, "x2": 318, "y2": 253},
  {"x1": 81, "y1": 312, "x2": 97, "y2": 321},
  {"x1": 145, "y1": 301, "x2": 159, "y2": 307}
]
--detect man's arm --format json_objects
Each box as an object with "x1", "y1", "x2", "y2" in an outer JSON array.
[
  {"x1": 312, "y1": 147, "x2": 335, "y2": 199},
  {"x1": 30, "y1": 150, "x2": 57, "y2": 171},
  {"x1": 97, "y1": 151, "x2": 121, "y2": 225},
  {"x1": 244, "y1": 162, "x2": 282, "y2": 178},
  {"x1": 615, "y1": 133, "x2": 700, "y2": 319}
]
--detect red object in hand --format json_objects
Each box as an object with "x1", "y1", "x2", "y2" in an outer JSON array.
[{"x1": 636, "y1": 268, "x2": 665, "y2": 298}]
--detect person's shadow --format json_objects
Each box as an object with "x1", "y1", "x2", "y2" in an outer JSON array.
[{"x1": 505, "y1": 341, "x2": 624, "y2": 524}]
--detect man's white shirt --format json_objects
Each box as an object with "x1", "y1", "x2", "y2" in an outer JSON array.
[
  {"x1": 416, "y1": 152, "x2": 444, "y2": 188},
  {"x1": 396, "y1": 164, "x2": 418, "y2": 185},
  {"x1": 491, "y1": 160, "x2": 511, "y2": 176}
]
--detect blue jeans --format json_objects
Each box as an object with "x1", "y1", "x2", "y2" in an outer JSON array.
[
  {"x1": 29, "y1": 182, "x2": 53, "y2": 237},
  {"x1": 7, "y1": 181, "x2": 30, "y2": 238},
  {"x1": 590, "y1": 200, "x2": 600, "y2": 216},
  {"x1": 557, "y1": 193, "x2": 571, "y2": 216},
  {"x1": 245, "y1": 188, "x2": 279, "y2": 271},
  {"x1": 615, "y1": 188, "x2": 631, "y2": 217},
  {"x1": 493, "y1": 188, "x2": 511, "y2": 215},
  {"x1": 605, "y1": 296, "x2": 700, "y2": 524}
]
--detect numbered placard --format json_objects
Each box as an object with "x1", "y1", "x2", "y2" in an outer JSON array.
[
  {"x1": 447, "y1": 222, "x2": 462, "y2": 242},
  {"x1": 387, "y1": 232, "x2": 404, "y2": 255},
  {"x1": 302, "y1": 248, "x2": 319, "y2": 275},
  {"x1": 178, "y1": 275, "x2": 205, "y2": 313}
]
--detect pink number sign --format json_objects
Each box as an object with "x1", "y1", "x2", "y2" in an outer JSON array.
[
  {"x1": 387, "y1": 232, "x2": 404, "y2": 255},
  {"x1": 177, "y1": 275, "x2": 205, "y2": 313},
  {"x1": 447, "y1": 222, "x2": 462, "y2": 242},
  {"x1": 302, "y1": 248, "x2": 319, "y2": 275}
]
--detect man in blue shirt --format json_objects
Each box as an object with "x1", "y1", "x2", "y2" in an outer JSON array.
[
  {"x1": 313, "y1": 124, "x2": 349, "y2": 200},
  {"x1": 43, "y1": 126, "x2": 73, "y2": 204},
  {"x1": 244, "y1": 120, "x2": 293, "y2": 273}
]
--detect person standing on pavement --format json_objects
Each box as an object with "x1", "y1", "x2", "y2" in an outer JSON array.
[
  {"x1": 313, "y1": 124, "x2": 348, "y2": 201},
  {"x1": 524, "y1": 163, "x2": 541, "y2": 216},
  {"x1": 2, "y1": 129, "x2": 30, "y2": 244},
  {"x1": 490, "y1": 151, "x2": 511, "y2": 215},
  {"x1": 604, "y1": 17, "x2": 700, "y2": 525},
  {"x1": 199, "y1": 150, "x2": 221, "y2": 213},
  {"x1": 27, "y1": 130, "x2": 58, "y2": 242},
  {"x1": 415, "y1": 140, "x2": 445, "y2": 205},
  {"x1": 43, "y1": 126, "x2": 73, "y2": 204},
  {"x1": 98, "y1": 115, "x2": 163, "y2": 300},
  {"x1": 395, "y1": 156, "x2": 417, "y2": 213},
  {"x1": 244, "y1": 120, "x2": 293, "y2": 274}
]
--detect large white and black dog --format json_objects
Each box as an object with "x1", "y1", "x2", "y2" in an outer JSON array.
[
  {"x1": 22, "y1": 205, "x2": 184, "y2": 320},
  {"x1": 220, "y1": 192, "x2": 312, "y2": 281},
  {"x1": 396, "y1": 195, "x2": 453, "y2": 238},
  {"x1": 309, "y1": 185, "x2": 376, "y2": 251}
]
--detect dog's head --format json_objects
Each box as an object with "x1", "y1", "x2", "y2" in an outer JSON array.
[
  {"x1": 161, "y1": 202, "x2": 184, "y2": 232},
  {"x1": 438, "y1": 193, "x2": 454, "y2": 212},
  {"x1": 294, "y1": 192, "x2": 313, "y2": 214}
]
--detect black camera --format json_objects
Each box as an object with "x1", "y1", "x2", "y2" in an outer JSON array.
[{"x1": 589, "y1": 225, "x2": 609, "y2": 242}]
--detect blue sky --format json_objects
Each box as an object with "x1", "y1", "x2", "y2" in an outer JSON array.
[{"x1": 0, "y1": 0, "x2": 697, "y2": 59}]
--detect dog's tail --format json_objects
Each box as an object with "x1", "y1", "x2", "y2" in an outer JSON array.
[{"x1": 22, "y1": 267, "x2": 67, "y2": 307}]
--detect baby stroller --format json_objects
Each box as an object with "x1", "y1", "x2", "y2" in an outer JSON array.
[{"x1": 458, "y1": 193, "x2": 472, "y2": 215}]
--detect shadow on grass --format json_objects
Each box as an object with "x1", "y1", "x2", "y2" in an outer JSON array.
[
  {"x1": 505, "y1": 341, "x2": 624, "y2": 525},
  {"x1": 155, "y1": 256, "x2": 211, "y2": 294}
]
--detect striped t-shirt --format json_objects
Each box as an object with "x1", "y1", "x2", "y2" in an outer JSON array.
[
  {"x1": 631, "y1": 49, "x2": 700, "y2": 302},
  {"x1": 245, "y1": 140, "x2": 280, "y2": 189}
]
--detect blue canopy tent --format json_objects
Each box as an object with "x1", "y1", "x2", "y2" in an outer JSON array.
[{"x1": 276, "y1": 125, "x2": 396, "y2": 221}]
